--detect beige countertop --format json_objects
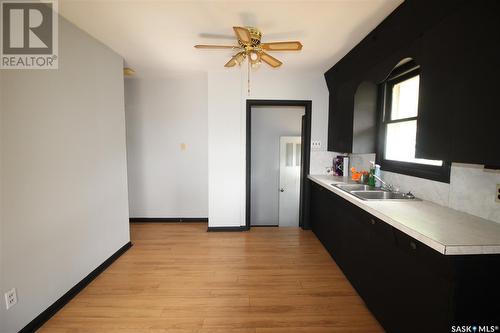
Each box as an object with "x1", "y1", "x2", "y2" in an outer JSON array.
[{"x1": 308, "y1": 174, "x2": 500, "y2": 255}]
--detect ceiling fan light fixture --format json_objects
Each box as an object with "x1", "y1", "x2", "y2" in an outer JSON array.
[
  {"x1": 249, "y1": 50, "x2": 261, "y2": 65},
  {"x1": 251, "y1": 61, "x2": 261, "y2": 69}
]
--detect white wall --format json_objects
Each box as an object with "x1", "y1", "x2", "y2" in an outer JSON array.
[
  {"x1": 251, "y1": 106, "x2": 304, "y2": 226},
  {"x1": 208, "y1": 71, "x2": 245, "y2": 227},
  {"x1": 124, "y1": 73, "x2": 208, "y2": 218},
  {"x1": 0, "y1": 16, "x2": 130, "y2": 333},
  {"x1": 208, "y1": 68, "x2": 330, "y2": 227},
  {"x1": 350, "y1": 154, "x2": 500, "y2": 224}
]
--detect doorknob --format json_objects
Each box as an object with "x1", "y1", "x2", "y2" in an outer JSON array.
[{"x1": 280, "y1": 188, "x2": 284, "y2": 192}]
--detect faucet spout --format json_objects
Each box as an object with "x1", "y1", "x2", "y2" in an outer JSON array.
[{"x1": 373, "y1": 174, "x2": 395, "y2": 192}]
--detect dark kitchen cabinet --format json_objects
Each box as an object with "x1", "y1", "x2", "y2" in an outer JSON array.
[
  {"x1": 325, "y1": 0, "x2": 500, "y2": 165},
  {"x1": 417, "y1": 1, "x2": 500, "y2": 165},
  {"x1": 327, "y1": 83, "x2": 355, "y2": 153},
  {"x1": 310, "y1": 184, "x2": 335, "y2": 253},
  {"x1": 328, "y1": 81, "x2": 378, "y2": 154},
  {"x1": 309, "y1": 181, "x2": 500, "y2": 333}
]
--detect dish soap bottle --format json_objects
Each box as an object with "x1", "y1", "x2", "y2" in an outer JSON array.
[
  {"x1": 368, "y1": 161, "x2": 376, "y2": 187},
  {"x1": 374, "y1": 164, "x2": 381, "y2": 187}
]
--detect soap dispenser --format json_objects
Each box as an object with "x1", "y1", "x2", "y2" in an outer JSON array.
[{"x1": 368, "y1": 161, "x2": 376, "y2": 187}]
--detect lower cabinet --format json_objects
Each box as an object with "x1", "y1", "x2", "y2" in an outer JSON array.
[{"x1": 310, "y1": 181, "x2": 500, "y2": 333}]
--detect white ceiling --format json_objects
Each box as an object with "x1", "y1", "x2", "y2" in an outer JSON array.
[{"x1": 58, "y1": 0, "x2": 402, "y2": 77}]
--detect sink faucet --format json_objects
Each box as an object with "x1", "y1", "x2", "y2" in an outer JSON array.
[{"x1": 373, "y1": 174, "x2": 396, "y2": 192}]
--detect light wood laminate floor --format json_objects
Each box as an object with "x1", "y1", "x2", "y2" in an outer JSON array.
[{"x1": 39, "y1": 223, "x2": 384, "y2": 333}]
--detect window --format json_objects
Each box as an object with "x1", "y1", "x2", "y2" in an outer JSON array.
[{"x1": 378, "y1": 61, "x2": 450, "y2": 183}]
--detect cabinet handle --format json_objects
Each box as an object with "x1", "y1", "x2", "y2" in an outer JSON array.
[
  {"x1": 370, "y1": 219, "x2": 376, "y2": 225},
  {"x1": 410, "y1": 241, "x2": 417, "y2": 250}
]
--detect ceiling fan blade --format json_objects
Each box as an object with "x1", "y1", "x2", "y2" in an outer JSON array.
[
  {"x1": 194, "y1": 44, "x2": 240, "y2": 49},
  {"x1": 225, "y1": 52, "x2": 246, "y2": 67},
  {"x1": 198, "y1": 33, "x2": 235, "y2": 40},
  {"x1": 233, "y1": 26, "x2": 252, "y2": 44},
  {"x1": 260, "y1": 52, "x2": 283, "y2": 68},
  {"x1": 261, "y1": 41, "x2": 303, "y2": 51},
  {"x1": 225, "y1": 57, "x2": 238, "y2": 68}
]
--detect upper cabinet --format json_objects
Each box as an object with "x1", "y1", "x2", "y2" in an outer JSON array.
[
  {"x1": 325, "y1": 0, "x2": 500, "y2": 166},
  {"x1": 327, "y1": 81, "x2": 355, "y2": 153},
  {"x1": 418, "y1": 2, "x2": 500, "y2": 165},
  {"x1": 327, "y1": 80, "x2": 377, "y2": 154}
]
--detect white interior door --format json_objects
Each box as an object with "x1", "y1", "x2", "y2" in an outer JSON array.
[{"x1": 278, "y1": 136, "x2": 302, "y2": 227}]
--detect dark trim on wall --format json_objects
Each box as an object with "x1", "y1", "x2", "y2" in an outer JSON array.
[
  {"x1": 130, "y1": 217, "x2": 208, "y2": 223},
  {"x1": 251, "y1": 225, "x2": 279, "y2": 227},
  {"x1": 207, "y1": 226, "x2": 249, "y2": 232},
  {"x1": 19, "y1": 241, "x2": 132, "y2": 333},
  {"x1": 245, "y1": 99, "x2": 312, "y2": 230}
]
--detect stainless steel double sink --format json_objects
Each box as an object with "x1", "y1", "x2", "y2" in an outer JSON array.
[{"x1": 332, "y1": 183, "x2": 420, "y2": 201}]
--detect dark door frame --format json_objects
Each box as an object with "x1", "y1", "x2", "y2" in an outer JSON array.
[{"x1": 246, "y1": 99, "x2": 312, "y2": 230}]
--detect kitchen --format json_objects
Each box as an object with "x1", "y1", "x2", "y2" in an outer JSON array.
[
  {"x1": 305, "y1": 0, "x2": 500, "y2": 332},
  {"x1": 1, "y1": 0, "x2": 499, "y2": 332}
]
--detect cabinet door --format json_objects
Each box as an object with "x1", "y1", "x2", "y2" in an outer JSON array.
[
  {"x1": 332, "y1": 198, "x2": 371, "y2": 296},
  {"x1": 327, "y1": 83, "x2": 356, "y2": 153},
  {"x1": 451, "y1": 255, "x2": 500, "y2": 324},
  {"x1": 358, "y1": 214, "x2": 418, "y2": 333},
  {"x1": 417, "y1": 2, "x2": 500, "y2": 165},
  {"x1": 457, "y1": 1, "x2": 500, "y2": 166},
  {"x1": 310, "y1": 183, "x2": 335, "y2": 253},
  {"x1": 388, "y1": 229, "x2": 452, "y2": 333},
  {"x1": 416, "y1": 11, "x2": 457, "y2": 162}
]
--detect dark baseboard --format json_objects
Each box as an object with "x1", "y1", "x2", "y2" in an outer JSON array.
[
  {"x1": 130, "y1": 217, "x2": 208, "y2": 223},
  {"x1": 19, "y1": 241, "x2": 132, "y2": 333},
  {"x1": 251, "y1": 224, "x2": 278, "y2": 227},
  {"x1": 207, "y1": 226, "x2": 249, "y2": 232}
]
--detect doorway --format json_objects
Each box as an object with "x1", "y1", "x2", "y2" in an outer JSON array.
[{"x1": 246, "y1": 100, "x2": 312, "y2": 229}]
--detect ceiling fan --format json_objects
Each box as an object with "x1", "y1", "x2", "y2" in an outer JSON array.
[{"x1": 194, "y1": 26, "x2": 303, "y2": 68}]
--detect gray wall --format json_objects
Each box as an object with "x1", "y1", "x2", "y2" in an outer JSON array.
[
  {"x1": 124, "y1": 73, "x2": 208, "y2": 218},
  {"x1": 0, "y1": 69, "x2": 4, "y2": 329},
  {"x1": 0, "y1": 16, "x2": 130, "y2": 332},
  {"x1": 250, "y1": 106, "x2": 304, "y2": 226}
]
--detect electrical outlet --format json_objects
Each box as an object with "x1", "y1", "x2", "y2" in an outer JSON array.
[
  {"x1": 4, "y1": 288, "x2": 17, "y2": 310},
  {"x1": 496, "y1": 184, "x2": 500, "y2": 203},
  {"x1": 311, "y1": 140, "x2": 321, "y2": 150}
]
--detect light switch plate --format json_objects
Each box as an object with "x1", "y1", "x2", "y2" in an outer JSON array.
[
  {"x1": 496, "y1": 184, "x2": 500, "y2": 203},
  {"x1": 311, "y1": 140, "x2": 321, "y2": 150},
  {"x1": 4, "y1": 288, "x2": 17, "y2": 310}
]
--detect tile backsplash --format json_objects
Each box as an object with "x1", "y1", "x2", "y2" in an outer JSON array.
[
  {"x1": 309, "y1": 151, "x2": 339, "y2": 175},
  {"x1": 348, "y1": 153, "x2": 500, "y2": 224}
]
